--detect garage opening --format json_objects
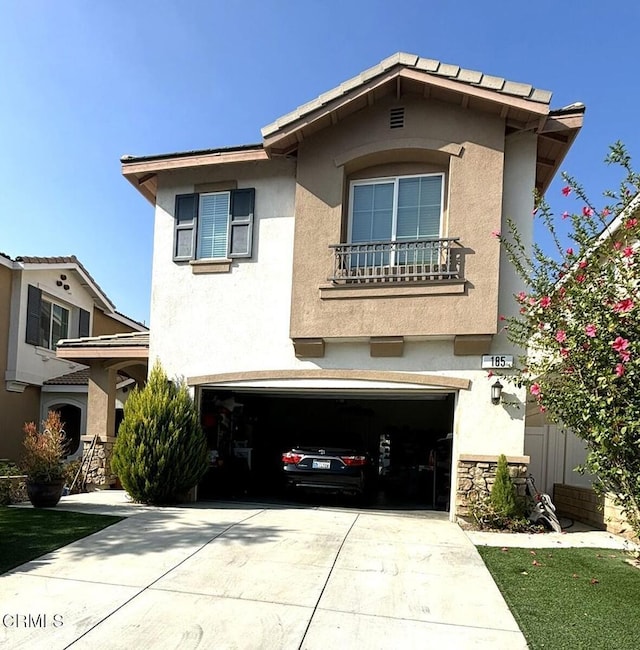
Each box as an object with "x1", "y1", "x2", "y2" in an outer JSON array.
[{"x1": 198, "y1": 389, "x2": 455, "y2": 510}]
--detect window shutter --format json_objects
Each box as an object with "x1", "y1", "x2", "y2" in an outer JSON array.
[
  {"x1": 25, "y1": 284, "x2": 42, "y2": 345},
  {"x1": 173, "y1": 193, "x2": 198, "y2": 261},
  {"x1": 79, "y1": 308, "x2": 90, "y2": 337},
  {"x1": 228, "y1": 188, "x2": 255, "y2": 258}
]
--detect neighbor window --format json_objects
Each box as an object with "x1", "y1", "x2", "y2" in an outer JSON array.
[
  {"x1": 349, "y1": 174, "x2": 444, "y2": 245},
  {"x1": 25, "y1": 285, "x2": 89, "y2": 349},
  {"x1": 173, "y1": 188, "x2": 255, "y2": 262}
]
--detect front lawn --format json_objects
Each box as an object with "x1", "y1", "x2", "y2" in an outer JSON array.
[
  {"x1": 0, "y1": 507, "x2": 122, "y2": 574},
  {"x1": 478, "y1": 546, "x2": 640, "y2": 649}
]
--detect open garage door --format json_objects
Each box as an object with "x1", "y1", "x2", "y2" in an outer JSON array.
[{"x1": 198, "y1": 388, "x2": 455, "y2": 510}]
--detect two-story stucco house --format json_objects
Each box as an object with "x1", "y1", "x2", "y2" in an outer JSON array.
[
  {"x1": 121, "y1": 53, "x2": 583, "y2": 515},
  {"x1": 0, "y1": 253, "x2": 147, "y2": 462}
]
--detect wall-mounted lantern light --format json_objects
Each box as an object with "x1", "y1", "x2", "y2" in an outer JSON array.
[{"x1": 491, "y1": 379, "x2": 503, "y2": 405}]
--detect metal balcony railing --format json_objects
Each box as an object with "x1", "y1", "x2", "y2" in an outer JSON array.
[{"x1": 329, "y1": 237, "x2": 463, "y2": 284}]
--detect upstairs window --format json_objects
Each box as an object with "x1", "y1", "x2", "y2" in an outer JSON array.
[
  {"x1": 25, "y1": 285, "x2": 88, "y2": 350},
  {"x1": 349, "y1": 174, "x2": 444, "y2": 245},
  {"x1": 173, "y1": 188, "x2": 255, "y2": 262}
]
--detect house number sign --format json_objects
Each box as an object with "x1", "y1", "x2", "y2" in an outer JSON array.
[{"x1": 481, "y1": 355, "x2": 514, "y2": 369}]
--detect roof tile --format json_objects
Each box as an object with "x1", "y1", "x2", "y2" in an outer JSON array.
[
  {"x1": 502, "y1": 80, "x2": 534, "y2": 98},
  {"x1": 478, "y1": 74, "x2": 505, "y2": 91},
  {"x1": 456, "y1": 68, "x2": 483, "y2": 84},
  {"x1": 415, "y1": 57, "x2": 441, "y2": 72},
  {"x1": 437, "y1": 63, "x2": 460, "y2": 77}
]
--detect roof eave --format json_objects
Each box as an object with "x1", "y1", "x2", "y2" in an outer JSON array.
[
  {"x1": 536, "y1": 108, "x2": 585, "y2": 194},
  {"x1": 121, "y1": 145, "x2": 268, "y2": 205}
]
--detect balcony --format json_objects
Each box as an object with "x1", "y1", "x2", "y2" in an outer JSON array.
[{"x1": 329, "y1": 237, "x2": 464, "y2": 284}]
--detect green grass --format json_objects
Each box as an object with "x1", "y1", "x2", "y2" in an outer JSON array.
[
  {"x1": 0, "y1": 507, "x2": 123, "y2": 574},
  {"x1": 478, "y1": 546, "x2": 640, "y2": 649}
]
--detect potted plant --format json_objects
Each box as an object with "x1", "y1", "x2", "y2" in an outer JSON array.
[{"x1": 21, "y1": 411, "x2": 67, "y2": 508}]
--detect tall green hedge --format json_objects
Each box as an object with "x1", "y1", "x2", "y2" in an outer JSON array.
[{"x1": 112, "y1": 362, "x2": 208, "y2": 505}]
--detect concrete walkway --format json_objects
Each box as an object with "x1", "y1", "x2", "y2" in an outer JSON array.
[{"x1": 5, "y1": 490, "x2": 580, "y2": 649}]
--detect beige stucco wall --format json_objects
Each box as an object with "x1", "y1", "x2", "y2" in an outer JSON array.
[
  {"x1": 0, "y1": 263, "x2": 41, "y2": 460},
  {"x1": 290, "y1": 97, "x2": 506, "y2": 339},
  {"x1": 92, "y1": 308, "x2": 140, "y2": 336}
]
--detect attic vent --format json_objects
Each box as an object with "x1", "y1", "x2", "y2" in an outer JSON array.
[{"x1": 389, "y1": 107, "x2": 405, "y2": 129}]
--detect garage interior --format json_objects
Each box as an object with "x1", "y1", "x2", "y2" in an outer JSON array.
[{"x1": 198, "y1": 388, "x2": 455, "y2": 510}]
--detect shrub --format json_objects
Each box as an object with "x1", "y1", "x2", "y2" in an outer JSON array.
[
  {"x1": 468, "y1": 494, "x2": 534, "y2": 532},
  {"x1": 0, "y1": 461, "x2": 26, "y2": 505},
  {"x1": 20, "y1": 411, "x2": 66, "y2": 483},
  {"x1": 490, "y1": 454, "x2": 520, "y2": 519},
  {"x1": 111, "y1": 362, "x2": 208, "y2": 505}
]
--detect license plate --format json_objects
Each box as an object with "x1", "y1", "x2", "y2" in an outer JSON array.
[{"x1": 312, "y1": 460, "x2": 331, "y2": 470}]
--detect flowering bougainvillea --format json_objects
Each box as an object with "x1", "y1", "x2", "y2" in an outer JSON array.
[{"x1": 498, "y1": 142, "x2": 640, "y2": 536}]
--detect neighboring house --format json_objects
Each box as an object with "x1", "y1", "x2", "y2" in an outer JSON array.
[
  {"x1": 525, "y1": 195, "x2": 640, "y2": 536},
  {"x1": 118, "y1": 52, "x2": 583, "y2": 515},
  {"x1": 0, "y1": 253, "x2": 147, "y2": 462}
]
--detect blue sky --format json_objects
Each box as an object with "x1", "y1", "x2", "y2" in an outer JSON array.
[{"x1": 1, "y1": 1, "x2": 638, "y2": 325}]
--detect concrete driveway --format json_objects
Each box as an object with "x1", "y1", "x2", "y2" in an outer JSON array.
[{"x1": 2, "y1": 492, "x2": 526, "y2": 649}]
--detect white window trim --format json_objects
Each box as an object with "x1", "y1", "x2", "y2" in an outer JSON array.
[{"x1": 347, "y1": 172, "x2": 445, "y2": 244}]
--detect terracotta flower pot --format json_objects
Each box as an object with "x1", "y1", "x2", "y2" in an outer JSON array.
[{"x1": 26, "y1": 479, "x2": 65, "y2": 508}]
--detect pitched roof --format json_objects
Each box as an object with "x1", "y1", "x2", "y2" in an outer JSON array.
[
  {"x1": 44, "y1": 367, "x2": 136, "y2": 386},
  {"x1": 44, "y1": 368, "x2": 91, "y2": 386},
  {"x1": 122, "y1": 52, "x2": 584, "y2": 200},
  {"x1": 57, "y1": 331, "x2": 150, "y2": 350},
  {"x1": 5, "y1": 254, "x2": 147, "y2": 330},
  {"x1": 262, "y1": 52, "x2": 553, "y2": 138},
  {"x1": 14, "y1": 254, "x2": 116, "y2": 311},
  {"x1": 56, "y1": 331, "x2": 149, "y2": 363}
]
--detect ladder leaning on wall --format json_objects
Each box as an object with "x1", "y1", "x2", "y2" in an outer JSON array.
[{"x1": 68, "y1": 433, "x2": 98, "y2": 493}]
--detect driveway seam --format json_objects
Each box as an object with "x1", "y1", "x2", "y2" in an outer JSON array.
[
  {"x1": 297, "y1": 513, "x2": 360, "y2": 650},
  {"x1": 63, "y1": 508, "x2": 266, "y2": 649},
  {"x1": 313, "y1": 605, "x2": 523, "y2": 633}
]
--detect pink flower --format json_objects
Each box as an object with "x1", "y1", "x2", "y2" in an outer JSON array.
[
  {"x1": 539, "y1": 296, "x2": 551, "y2": 308},
  {"x1": 576, "y1": 274, "x2": 586, "y2": 283},
  {"x1": 613, "y1": 298, "x2": 634, "y2": 313},
  {"x1": 520, "y1": 307, "x2": 527, "y2": 314},
  {"x1": 612, "y1": 336, "x2": 630, "y2": 353},
  {"x1": 566, "y1": 247, "x2": 574, "y2": 255},
  {"x1": 602, "y1": 208, "x2": 611, "y2": 217},
  {"x1": 620, "y1": 350, "x2": 631, "y2": 363},
  {"x1": 499, "y1": 315, "x2": 506, "y2": 322},
  {"x1": 539, "y1": 405, "x2": 547, "y2": 413},
  {"x1": 585, "y1": 324, "x2": 597, "y2": 338},
  {"x1": 555, "y1": 330, "x2": 567, "y2": 343},
  {"x1": 623, "y1": 246, "x2": 634, "y2": 258},
  {"x1": 562, "y1": 186, "x2": 571, "y2": 196},
  {"x1": 561, "y1": 211, "x2": 570, "y2": 220},
  {"x1": 530, "y1": 383, "x2": 541, "y2": 396},
  {"x1": 615, "y1": 363, "x2": 625, "y2": 378},
  {"x1": 614, "y1": 241, "x2": 623, "y2": 250},
  {"x1": 625, "y1": 218, "x2": 638, "y2": 230},
  {"x1": 560, "y1": 348, "x2": 570, "y2": 358},
  {"x1": 517, "y1": 291, "x2": 527, "y2": 302},
  {"x1": 487, "y1": 371, "x2": 494, "y2": 378},
  {"x1": 491, "y1": 230, "x2": 501, "y2": 238},
  {"x1": 578, "y1": 260, "x2": 588, "y2": 269},
  {"x1": 582, "y1": 206, "x2": 593, "y2": 218},
  {"x1": 529, "y1": 297, "x2": 537, "y2": 306}
]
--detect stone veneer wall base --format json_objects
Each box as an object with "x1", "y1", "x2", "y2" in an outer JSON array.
[{"x1": 456, "y1": 454, "x2": 529, "y2": 517}]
